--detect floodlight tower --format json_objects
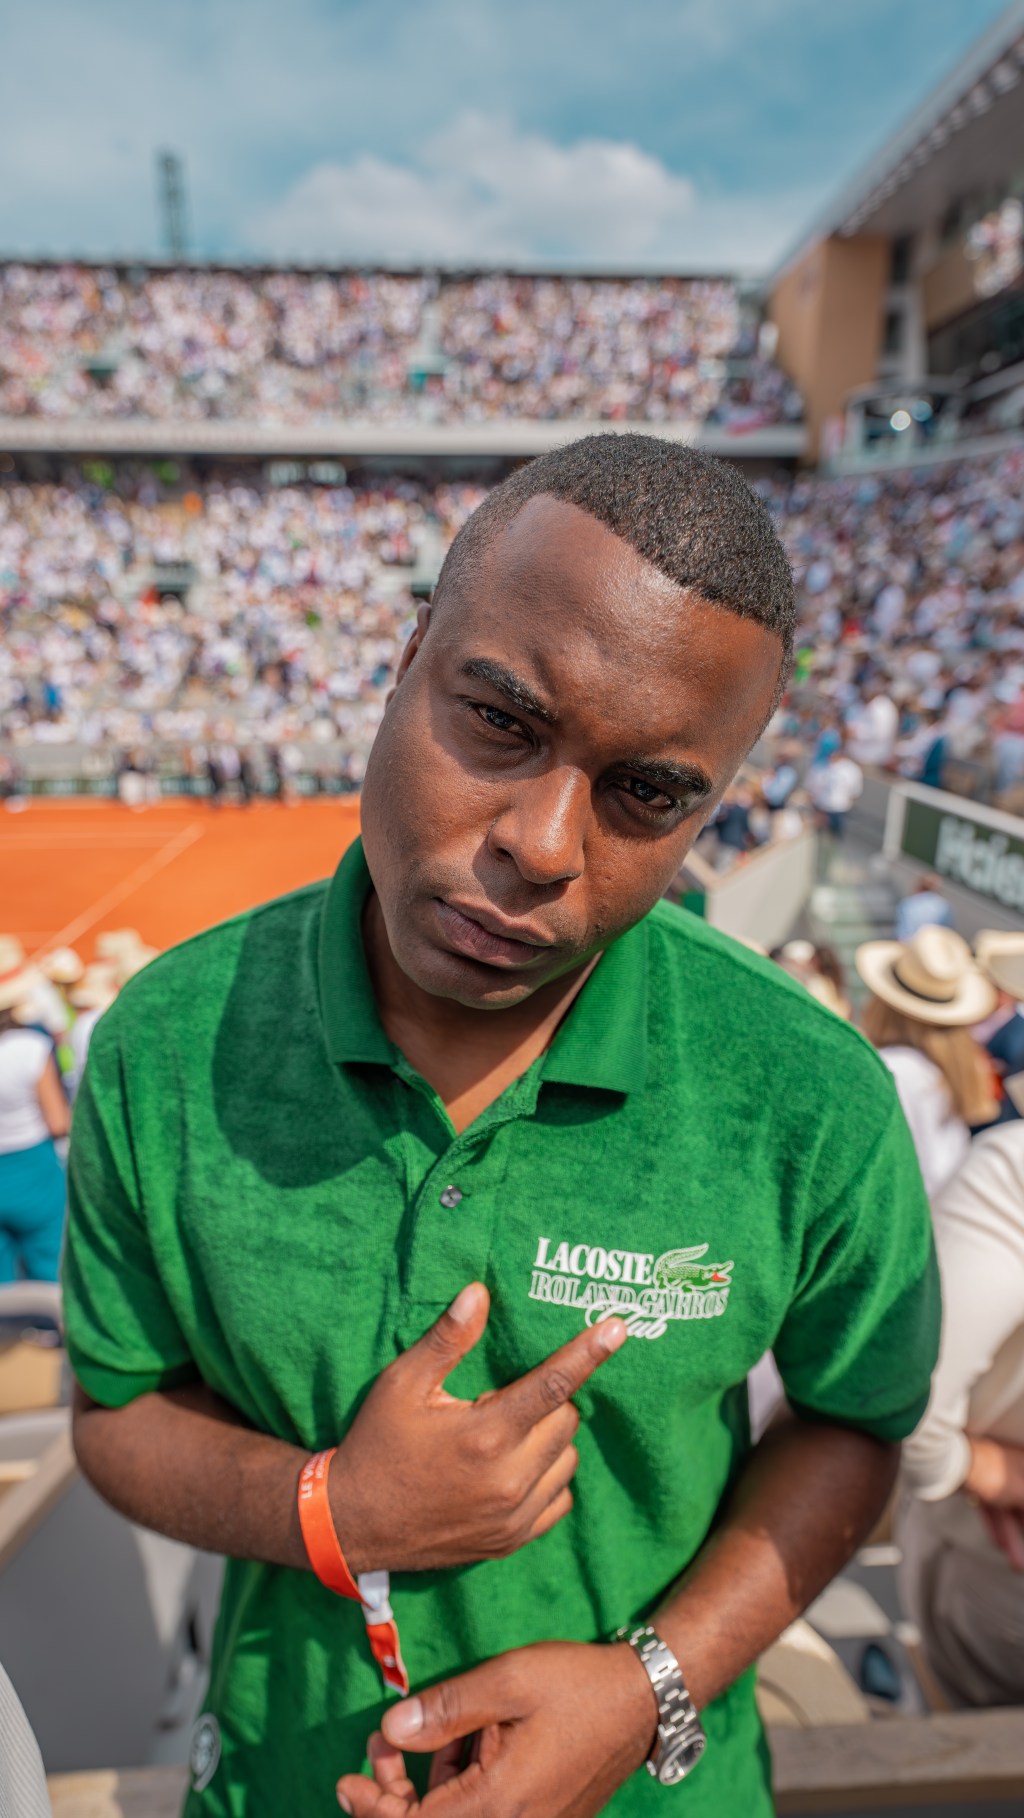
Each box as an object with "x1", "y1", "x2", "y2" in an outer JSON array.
[{"x1": 156, "y1": 150, "x2": 189, "y2": 259}]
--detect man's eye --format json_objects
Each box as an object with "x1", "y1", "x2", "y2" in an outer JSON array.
[
  {"x1": 623, "y1": 777, "x2": 678, "y2": 811},
  {"x1": 475, "y1": 704, "x2": 521, "y2": 734}
]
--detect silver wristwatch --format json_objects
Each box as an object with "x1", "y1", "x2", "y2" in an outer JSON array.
[{"x1": 619, "y1": 1624, "x2": 706, "y2": 1786}]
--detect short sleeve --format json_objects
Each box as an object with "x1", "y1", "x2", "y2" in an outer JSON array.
[
  {"x1": 62, "y1": 1014, "x2": 196, "y2": 1408},
  {"x1": 903, "y1": 1125, "x2": 1024, "y2": 1500},
  {"x1": 773, "y1": 1088, "x2": 940, "y2": 1443},
  {"x1": 10, "y1": 1029, "x2": 52, "y2": 1082}
]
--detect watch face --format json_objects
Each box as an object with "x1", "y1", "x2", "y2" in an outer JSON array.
[{"x1": 657, "y1": 1731, "x2": 706, "y2": 1786}]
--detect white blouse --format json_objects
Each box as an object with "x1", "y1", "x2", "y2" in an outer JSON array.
[
  {"x1": 880, "y1": 1045, "x2": 970, "y2": 1202},
  {"x1": 0, "y1": 1029, "x2": 52, "y2": 1155}
]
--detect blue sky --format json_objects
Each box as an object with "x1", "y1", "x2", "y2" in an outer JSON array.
[{"x1": 0, "y1": 0, "x2": 1011, "y2": 271}]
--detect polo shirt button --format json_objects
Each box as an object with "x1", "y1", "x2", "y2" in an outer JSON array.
[{"x1": 439, "y1": 1184, "x2": 463, "y2": 1209}]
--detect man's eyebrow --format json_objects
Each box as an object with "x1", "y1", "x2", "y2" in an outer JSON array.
[
  {"x1": 459, "y1": 657, "x2": 557, "y2": 724},
  {"x1": 618, "y1": 755, "x2": 715, "y2": 799}
]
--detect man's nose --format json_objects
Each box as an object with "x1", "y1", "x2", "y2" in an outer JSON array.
[{"x1": 488, "y1": 769, "x2": 589, "y2": 886}]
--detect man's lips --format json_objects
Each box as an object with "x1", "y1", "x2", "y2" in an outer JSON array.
[{"x1": 434, "y1": 899, "x2": 557, "y2": 967}]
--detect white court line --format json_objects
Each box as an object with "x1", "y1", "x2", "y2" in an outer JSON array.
[
  {"x1": 5, "y1": 799, "x2": 189, "y2": 812},
  {"x1": 29, "y1": 822, "x2": 204, "y2": 959},
  {"x1": 4, "y1": 834, "x2": 174, "y2": 849}
]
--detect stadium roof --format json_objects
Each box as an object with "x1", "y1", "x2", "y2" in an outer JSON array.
[{"x1": 772, "y1": 0, "x2": 1024, "y2": 279}]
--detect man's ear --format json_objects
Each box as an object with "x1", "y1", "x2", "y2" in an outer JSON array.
[{"x1": 385, "y1": 600, "x2": 432, "y2": 707}]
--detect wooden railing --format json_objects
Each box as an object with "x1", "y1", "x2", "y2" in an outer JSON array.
[{"x1": 45, "y1": 1711, "x2": 1024, "y2": 1816}]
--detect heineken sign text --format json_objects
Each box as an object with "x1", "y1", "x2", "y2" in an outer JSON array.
[{"x1": 902, "y1": 797, "x2": 1024, "y2": 912}]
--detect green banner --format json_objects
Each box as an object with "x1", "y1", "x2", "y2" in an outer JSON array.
[{"x1": 901, "y1": 796, "x2": 1024, "y2": 913}]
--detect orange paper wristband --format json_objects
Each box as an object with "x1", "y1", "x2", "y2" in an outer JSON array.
[{"x1": 297, "y1": 1448, "x2": 361, "y2": 1601}]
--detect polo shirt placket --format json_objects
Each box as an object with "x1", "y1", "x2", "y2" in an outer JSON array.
[{"x1": 388, "y1": 1058, "x2": 543, "y2": 1335}]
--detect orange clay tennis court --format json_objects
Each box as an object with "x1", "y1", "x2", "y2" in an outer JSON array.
[{"x1": 3, "y1": 796, "x2": 362, "y2": 965}]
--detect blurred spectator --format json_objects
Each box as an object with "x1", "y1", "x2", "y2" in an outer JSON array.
[
  {"x1": 808, "y1": 943, "x2": 852, "y2": 1020},
  {"x1": 807, "y1": 744, "x2": 863, "y2": 839},
  {"x1": 760, "y1": 744, "x2": 800, "y2": 810},
  {"x1": 975, "y1": 932, "x2": 1024, "y2": 1125},
  {"x1": 65, "y1": 963, "x2": 119, "y2": 1100},
  {"x1": 993, "y1": 687, "x2": 1024, "y2": 803},
  {"x1": 0, "y1": 752, "x2": 24, "y2": 806},
  {"x1": 776, "y1": 940, "x2": 851, "y2": 1019},
  {"x1": 0, "y1": 938, "x2": 69, "y2": 1282},
  {"x1": 39, "y1": 946, "x2": 85, "y2": 1080},
  {"x1": 704, "y1": 783, "x2": 760, "y2": 867},
  {"x1": 847, "y1": 682, "x2": 898, "y2": 767},
  {"x1": 898, "y1": 1121, "x2": 1024, "y2": 1705},
  {"x1": 895, "y1": 873, "x2": 955, "y2": 943},
  {"x1": 856, "y1": 927, "x2": 997, "y2": 1198}
]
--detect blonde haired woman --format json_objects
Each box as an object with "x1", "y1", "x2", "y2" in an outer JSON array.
[
  {"x1": 0, "y1": 938, "x2": 70, "y2": 1281},
  {"x1": 856, "y1": 926, "x2": 997, "y2": 1200}
]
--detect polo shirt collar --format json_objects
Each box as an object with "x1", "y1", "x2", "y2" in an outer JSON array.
[
  {"x1": 542, "y1": 918, "x2": 649, "y2": 1096},
  {"x1": 318, "y1": 836, "x2": 649, "y2": 1093},
  {"x1": 318, "y1": 838, "x2": 394, "y2": 1066}
]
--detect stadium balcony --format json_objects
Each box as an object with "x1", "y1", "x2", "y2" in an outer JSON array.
[
  {"x1": 0, "y1": 409, "x2": 807, "y2": 461},
  {"x1": 826, "y1": 369, "x2": 1024, "y2": 475}
]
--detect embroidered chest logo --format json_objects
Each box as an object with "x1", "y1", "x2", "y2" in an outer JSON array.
[{"x1": 529, "y1": 1238, "x2": 733, "y2": 1341}]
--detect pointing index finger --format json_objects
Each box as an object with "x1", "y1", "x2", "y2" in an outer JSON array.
[{"x1": 497, "y1": 1317, "x2": 628, "y2": 1433}]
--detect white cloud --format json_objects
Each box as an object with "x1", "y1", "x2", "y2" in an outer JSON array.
[{"x1": 249, "y1": 113, "x2": 751, "y2": 269}]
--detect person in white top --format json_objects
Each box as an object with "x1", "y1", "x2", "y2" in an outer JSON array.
[
  {"x1": 856, "y1": 926, "x2": 997, "y2": 1201},
  {"x1": 848, "y1": 686, "x2": 899, "y2": 768},
  {"x1": 64, "y1": 963, "x2": 119, "y2": 1101},
  {"x1": 0, "y1": 939, "x2": 70, "y2": 1283},
  {"x1": 897, "y1": 1122, "x2": 1024, "y2": 1706},
  {"x1": 807, "y1": 745, "x2": 863, "y2": 839}
]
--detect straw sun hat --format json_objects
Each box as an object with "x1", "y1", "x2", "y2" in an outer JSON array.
[
  {"x1": 95, "y1": 927, "x2": 159, "y2": 987},
  {"x1": 855, "y1": 926, "x2": 996, "y2": 1028},
  {"x1": 96, "y1": 928, "x2": 145, "y2": 961},
  {"x1": 39, "y1": 946, "x2": 85, "y2": 987},
  {"x1": 0, "y1": 937, "x2": 43, "y2": 1016},
  {"x1": 975, "y1": 931, "x2": 1024, "y2": 1003},
  {"x1": 69, "y1": 963, "x2": 120, "y2": 1012}
]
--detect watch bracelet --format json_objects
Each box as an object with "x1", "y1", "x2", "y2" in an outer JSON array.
[{"x1": 614, "y1": 1623, "x2": 706, "y2": 1783}]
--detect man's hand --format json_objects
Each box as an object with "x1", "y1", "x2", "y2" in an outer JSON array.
[
  {"x1": 966, "y1": 1437, "x2": 1024, "y2": 1571},
  {"x1": 332, "y1": 1284, "x2": 626, "y2": 1575},
  {"x1": 71, "y1": 1284, "x2": 624, "y2": 1583},
  {"x1": 335, "y1": 1642, "x2": 655, "y2": 1818}
]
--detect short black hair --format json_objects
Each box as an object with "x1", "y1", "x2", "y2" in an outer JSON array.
[{"x1": 435, "y1": 433, "x2": 795, "y2": 678}]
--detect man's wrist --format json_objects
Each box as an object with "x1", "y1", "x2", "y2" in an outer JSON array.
[
  {"x1": 322, "y1": 1441, "x2": 372, "y2": 1576},
  {"x1": 606, "y1": 1638, "x2": 661, "y2": 1761}
]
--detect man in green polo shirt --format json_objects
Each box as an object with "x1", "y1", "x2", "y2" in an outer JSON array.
[{"x1": 65, "y1": 435, "x2": 939, "y2": 1818}]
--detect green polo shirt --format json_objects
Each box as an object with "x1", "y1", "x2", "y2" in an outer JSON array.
[{"x1": 63, "y1": 839, "x2": 938, "y2": 1818}]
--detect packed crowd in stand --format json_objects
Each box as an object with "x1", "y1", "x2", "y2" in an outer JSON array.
[
  {"x1": 434, "y1": 274, "x2": 800, "y2": 425},
  {"x1": 0, "y1": 264, "x2": 800, "y2": 428},
  {"x1": 0, "y1": 468, "x2": 483, "y2": 779},
  {"x1": 3, "y1": 446, "x2": 1024, "y2": 802},
  {"x1": 767, "y1": 447, "x2": 1024, "y2": 810}
]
